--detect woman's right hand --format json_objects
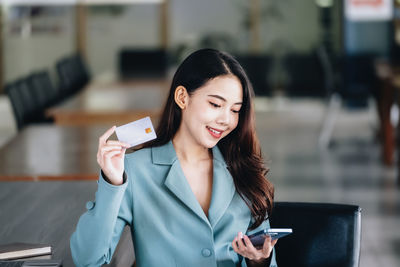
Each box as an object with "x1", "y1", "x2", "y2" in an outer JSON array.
[{"x1": 97, "y1": 126, "x2": 130, "y2": 185}]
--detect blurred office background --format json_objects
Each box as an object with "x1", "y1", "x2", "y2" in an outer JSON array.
[{"x1": 0, "y1": 0, "x2": 400, "y2": 266}]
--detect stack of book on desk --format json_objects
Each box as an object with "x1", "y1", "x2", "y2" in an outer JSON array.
[
  {"x1": 0, "y1": 243, "x2": 62, "y2": 266},
  {"x1": 0, "y1": 243, "x2": 52, "y2": 261}
]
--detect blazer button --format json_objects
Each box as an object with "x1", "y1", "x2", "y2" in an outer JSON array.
[
  {"x1": 86, "y1": 201, "x2": 95, "y2": 210},
  {"x1": 201, "y1": 248, "x2": 212, "y2": 257}
]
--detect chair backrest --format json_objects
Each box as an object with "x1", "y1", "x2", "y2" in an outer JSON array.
[
  {"x1": 56, "y1": 53, "x2": 90, "y2": 97},
  {"x1": 235, "y1": 54, "x2": 272, "y2": 96},
  {"x1": 29, "y1": 71, "x2": 59, "y2": 108},
  {"x1": 5, "y1": 78, "x2": 36, "y2": 130},
  {"x1": 28, "y1": 72, "x2": 48, "y2": 110},
  {"x1": 70, "y1": 53, "x2": 90, "y2": 89},
  {"x1": 118, "y1": 49, "x2": 168, "y2": 79},
  {"x1": 341, "y1": 54, "x2": 375, "y2": 108},
  {"x1": 15, "y1": 78, "x2": 37, "y2": 116},
  {"x1": 56, "y1": 57, "x2": 75, "y2": 96},
  {"x1": 270, "y1": 202, "x2": 361, "y2": 267},
  {"x1": 316, "y1": 46, "x2": 336, "y2": 97},
  {"x1": 5, "y1": 83, "x2": 25, "y2": 130},
  {"x1": 5, "y1": 74, "x2": 55, "y2": 131},
  {"x1": 284, "y1": 53, "x2": 325, "y2": 97}
]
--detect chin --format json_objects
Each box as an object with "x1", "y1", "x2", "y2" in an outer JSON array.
[
  {"x1": 200, "y1": 138, "x2": 219, "y2": 149},
  {"x1": 202, "y1": 142, "x2": 217, "y2": 149}
]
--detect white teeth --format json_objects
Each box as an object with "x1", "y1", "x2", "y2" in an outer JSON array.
[{"x1": 208, "y1": 127, "x2": 221, "y2": 134}]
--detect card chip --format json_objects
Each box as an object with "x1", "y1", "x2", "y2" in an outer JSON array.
[{"x1": 145, "y1": 128, "x2": 152, "y2": 133}]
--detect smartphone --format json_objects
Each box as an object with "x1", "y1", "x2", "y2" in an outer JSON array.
[{"x1": 247, "y1": 228, "x2": 292, "y2": 247}]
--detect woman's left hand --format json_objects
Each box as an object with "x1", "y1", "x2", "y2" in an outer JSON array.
[{"x1": 231, "y1": 232, "x2": 277, "y2": 262}]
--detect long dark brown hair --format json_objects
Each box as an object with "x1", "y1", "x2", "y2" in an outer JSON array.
[{"x1": 145, "y1": 48, "x2": 274, "y2": 229}]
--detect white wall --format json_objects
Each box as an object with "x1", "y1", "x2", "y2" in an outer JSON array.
[
  {"x1": 86, "y1": 4, "x2": 160, "y2": 76},
  {"x1": 3, "y1": 6, "x2": 75, "y2": 84}
]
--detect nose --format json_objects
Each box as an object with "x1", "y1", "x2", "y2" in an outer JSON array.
[{"x1": 216, "y1": 108, "x2": 231, "y2": 126}]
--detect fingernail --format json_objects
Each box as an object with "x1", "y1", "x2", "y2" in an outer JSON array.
[{"x1": 239, "y1": 232, "x2": 243, "y2": 238}]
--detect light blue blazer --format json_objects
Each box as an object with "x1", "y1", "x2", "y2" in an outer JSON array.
[{"x1": 70, "y1": 141, "x2": 277, "y2": 267}]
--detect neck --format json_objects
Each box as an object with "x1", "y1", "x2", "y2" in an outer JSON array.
[{"x1": 172, "y1": 131, "x2": 212, "y2": 164}]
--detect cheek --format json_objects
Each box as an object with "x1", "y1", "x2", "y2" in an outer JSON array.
[
  {"x1": 198, "y1": 107, "x2": 220, "y2": 122},
  {"x1": 231, "y1": 114, "x2": 239, "y2": 129},
  {"x1": 224, "y1": 115, "x2": 239, "y2": 137}
]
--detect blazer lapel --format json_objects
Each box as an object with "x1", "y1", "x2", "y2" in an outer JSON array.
[
  {"x1": 208, "y1": 146, "x2": 236, "y2": 228},
  {"x1": 153, "y1": 142, "x2": 210, "y2": 226}
]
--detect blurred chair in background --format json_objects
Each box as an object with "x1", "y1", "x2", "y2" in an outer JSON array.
[
  {"x1": 270, "y1": 202, "x2": 361, "y2": 267},
  {"x1": 118, "y1": 49, "x2": 168, "y2": 80},
  {"x1": 283, "y1": 52, "x2": 325, "y2": 98},
  {"x1": 29, "y1": 71, "x2": 60, "y2": 111},
  {"x1": 5, "y1": 52, "x2": 90, "y2": 131},
  {"x1": 56, "y1": 53, "x2": 91, "y2": 98},
  {"x1": 5, "y1": 83, "x2": 25, "y2": 130},
  {"x1": 28, "y1": 72, "x2": 48, "y2": 112},
  {"x1": 318, "y1": 46, "x2": 377, "y2": 148},
  {"x1": 71, "y1": 53, "x2": 91, "y2": 90},
  {"x1": 5, "y1": 76, "x2": 54, "y2": 131},
  {"x1": 317, "y1": 45, "x2": 342, "y2": 148},
  {"x1": 56, "y1": 57, "x2": 76, "y2": 98},
  {"x1": 15, "y1": 79, "x2": 38, "y2": 122},
  {"x1": 235, "y1": 54, "x2": 272, "y2": 96},
  {"x1": 341, "y1": 54, "x2": 376, "y2": 109}
]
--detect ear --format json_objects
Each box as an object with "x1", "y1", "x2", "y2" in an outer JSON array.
[{"x1": 174, "y1": 86, "x2": 189, "y2": 110}]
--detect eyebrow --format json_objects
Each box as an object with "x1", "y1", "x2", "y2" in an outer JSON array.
[{"x1": 208, "y1": 94, "x2": 242, "y2": 105}]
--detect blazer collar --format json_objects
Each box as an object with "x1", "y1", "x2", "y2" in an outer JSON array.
[
  {"x1": 152, "y1": 141, "x2": 178, "y2": 165},
  {"x1": 152, "y1": 141, "x2": 235, "y2": 228},
  {"x1": 151, "y1": 141, "x2": 228, "y2": 167},
  {"x1": 208, "y1": 157, "x2": 235, "y2": 228}
]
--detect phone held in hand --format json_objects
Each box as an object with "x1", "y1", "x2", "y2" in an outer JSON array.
[{"x1": 248, "y1": 228, "x2": 292, "y2": 247}]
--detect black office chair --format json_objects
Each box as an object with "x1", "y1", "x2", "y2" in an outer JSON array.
[
  {"x1": 56, "y1": 57, "x2": 75, "y2": 97},
  {"x1": 5, "y1": 76, "x2": 54, "y2": 131},
  {"x1": 284, "y1": 53, "x2": 325, "y2": 97},
  {"x1": 235, "y1": 54, "x2": 272, "y2": 96},
  {"x1": 70, "y1": 53, "x2": 91, "y2": 89},
  {"x1": 270, "y1": 202, "x2": 361, "y2": 267},
  {"x1": 56, "y1": 53, "x2": 90, "y2": 98},
  {"x1": 118, "y1": 49, "x2": 168, "y2": 79},
  {"x1": 317, "y1": 47, "x2": 378, "y2": 148},
  {"x1": 5, "y1": 82, "x2": 26, "y2": 130},
  {"x1": 29, "y1": 71, "x2": 60, "y2": 108}
]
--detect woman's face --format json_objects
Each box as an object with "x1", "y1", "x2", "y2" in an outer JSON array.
[{"x1": 179, "y1": 75, "x2": 243, "y2": 149}]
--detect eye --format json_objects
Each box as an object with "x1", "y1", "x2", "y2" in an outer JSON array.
[
  {"x1": 231, "y1": 109, "x2": 240, "y2": 114},
  {"x1": 209, "y1": 102, "x2": 221, "y2": 108}
]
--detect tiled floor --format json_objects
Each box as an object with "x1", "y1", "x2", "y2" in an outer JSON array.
[{"x1": 1, "y1": 95, "x2": 399, "y2": 266}]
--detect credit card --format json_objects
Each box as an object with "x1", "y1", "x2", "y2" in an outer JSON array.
[{"x1": 115, "y1": 117, "x2": 157, "y2": 147}]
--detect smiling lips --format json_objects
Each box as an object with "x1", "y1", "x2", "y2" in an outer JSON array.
[{"x1": 206, "y1": 126, "x2": 224, "y2": 138}]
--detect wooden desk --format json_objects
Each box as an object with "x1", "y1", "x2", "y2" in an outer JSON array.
[
  {"x1": 0, "y1": 181, "x2": 135, "y2": 266},
  {"x1": 0, "y1": 125, "x2": 136, "y2": 266},
  {"x1": 0, "y1": 181, "x2": 97, "y2": 266},
  {"x1": 0, "y1": 125, "x2": 107, "y2": 181},
  {"x1": 46, "y1": 80, "x2": 168, "y2": 126}
]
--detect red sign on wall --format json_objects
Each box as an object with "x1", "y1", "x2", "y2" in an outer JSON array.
[
  {"x1": 351, "y1": 0, "x2": 383, "y2": 6},
  {"x1": 346, "y1": 0, "x2": 392, "y2": 21}
]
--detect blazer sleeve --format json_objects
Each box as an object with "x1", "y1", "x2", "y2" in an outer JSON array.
[
  {"x1": 242, "y1": 218, "x2": 278, "y2": 267},
  {"x1": 70, "y1": 170, "x2": 133, "y2": 267}
]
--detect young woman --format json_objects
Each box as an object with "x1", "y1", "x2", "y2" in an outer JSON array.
[{"x1": 70, "y1": 49, "x2": 277, "y2": 267}]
